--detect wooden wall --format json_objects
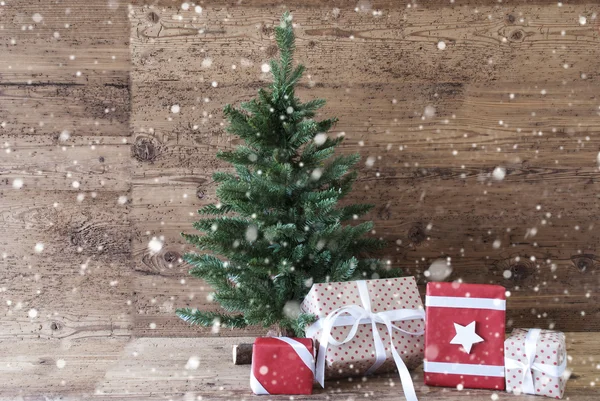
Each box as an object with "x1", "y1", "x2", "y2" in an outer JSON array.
[
  {"x1": 1, "y1": 2, "x2": 599, "y2": 395},
  {"x1": 128, "y1": 0, "x2": 600, "y2": 336}
]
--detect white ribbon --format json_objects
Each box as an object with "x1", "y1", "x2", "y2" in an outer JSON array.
[
  {"x1": 250, "y1": 337, "x2": 316, "y2": 395},
  {"x1": 504, "y1": 329, "x2": 567, "y2": 395},
  {"x1": 305, "y1": 280, "x2": 425, "y2": 401},
  {"x1": 423, "y1": 361, "x2": 505, "y2": 377},
  {"x1": 425, "y1": 295, "x2": 506, "y2": 310}
]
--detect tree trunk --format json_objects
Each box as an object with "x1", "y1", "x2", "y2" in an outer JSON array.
[{"x1": 232, "y1": 324, "x2": 295, "y2": 364}]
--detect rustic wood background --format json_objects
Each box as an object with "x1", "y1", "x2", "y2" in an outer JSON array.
[{"x1": 1, "y1": 0, "x2": 599, "y2": 399}]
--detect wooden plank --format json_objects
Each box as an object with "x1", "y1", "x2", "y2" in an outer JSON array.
[
  {"x1": 0, "y1": 0, "x2": 131, "y2": 138},
  {"x1": 1, "y1": 190, "x2": 132, "y2": 339},
  {"x1": 0, "y1": 1, "x2": 130, "y2": 84},
  {"x1": 91, "y1": 334, "x2": 598, "y2": 400},
  {"x1": 129, "y1": 4, "x2": 600, "y2": 84},
  {"x1": 130, "y1": 81, "x2": 600, "y2": 170},
  {"x1": 1, "y1": 135, "x2": 130, "y2": 191},
  {"x1": 0, "y1": 337, "x2": 129, "y2": 399},
  {"x1": 0, "y1": 84, "x2": 130, "y2": 137}
]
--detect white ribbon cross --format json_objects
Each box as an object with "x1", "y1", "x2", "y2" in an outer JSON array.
[
  {"x1": 504, "y1": 328, "x2": 567, "y2": 395},
  {"x1": 305, "y1": 280, "x2": 425, "y2": 401}
]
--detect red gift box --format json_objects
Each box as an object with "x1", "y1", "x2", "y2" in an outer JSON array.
[
  {"x1": 250, "y1": 337, "x2": 315, "y2": 395},
  {"x1": 424, "y1": 282, "x2": 506, "y2": 390}
]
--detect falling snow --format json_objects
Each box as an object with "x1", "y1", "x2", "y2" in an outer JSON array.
[
  {"x1": 423, "y1": 105, "x2": 436, "y2": 118},
  {"x1": 313, "y1": 133, "x2": 328, "y2": 145},
  {"x1": 148, "y1": 237, "x2": 164, "y2": 253},
  {"x1": 424, "y1": 259, "x2": 452, "y2": 281},
  {"x1": 492, "y1": 167, "x2": 506, "y2": 181},
  {"x1": 171, "y1": 104, "x2": 180, "y2": 114},
  {"x1": 185, "y1": 356, "x2": 201, "y2": 370},
  {"x1": 12, "y1": 178, "x2": 23, "y2": 189},
  {"x1": 245, "y1": 225, "x2": 258, "y2": 242},
  {"x1": 59, "y1": 130, "x2": 71, "y2": 141}
]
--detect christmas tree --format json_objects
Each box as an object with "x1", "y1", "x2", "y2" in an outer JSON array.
[{"x1": 176, "y1": 12, "x2": 401, "y2": 336}]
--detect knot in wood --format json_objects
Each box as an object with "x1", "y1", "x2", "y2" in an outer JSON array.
[
  {"x1": 506, "y1": 14, "x2": 516, "y2": 24},
  {"x1": 265, "y1": 44, "x2": 278, "y2": 57},
  {"x1": 377, "y1": 205, "x2": 391, "y2": 220},
  {"x1": 509, "y1": 263, "x2": 530, "y2": 281},
  {"x1": 509, "y1": 29, "x2": 525, "y2": 42},
  {"x1": 570, "y1": 254, "x2": 596, "y2": 273},
  {"x1": 132, "y1": 137, "x2": 158, "y2": 162},
  {"x1": 408, "y1": 224, "x2": 426, "y2": 244},
  {"x1": 163, "y1": 251, "x2": 180, "y2": 263},
  {"x1": 196, "y1": 187, "x2": 205, "y2": 199},
  {"x1": 147, "y1": 11, "x2": 160, "y2": 24},
  {"x1": 50, "y1": 322, "x2": 61, "y2": 331},
  {"x1": 261, "y1": 24, "x2": 274, "y2": 37}
]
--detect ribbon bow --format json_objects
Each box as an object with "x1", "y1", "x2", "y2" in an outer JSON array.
[
  {"x1": 305, "y1": 280, "x2": 425, "y2": 401},
  {"x1": 504, "y1": 328, "x2": 567, "y2": 395}
]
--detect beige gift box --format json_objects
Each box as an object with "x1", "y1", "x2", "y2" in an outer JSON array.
[
  {"x1": 301, "y1": 277, "x2": 425, "y2": 380},
  {"x1": 504, "y1": 329, "x2": 568, "y2": 399}
]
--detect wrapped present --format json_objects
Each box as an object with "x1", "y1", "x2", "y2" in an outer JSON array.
[
  {"x1": 302, "y1": 277, "x2": 426, "y2": 401},
  {"x1": 505, "y1": 329, "x2": 568, "y2": 398},
  {"x1": 424, "y1": 282, "x2": 506, "y2": 390},
  {"x1": 250, "y1": 337, "x2": 315, "y2": 395}
]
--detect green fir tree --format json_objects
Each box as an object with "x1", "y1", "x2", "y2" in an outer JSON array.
[{"x1": 176, "y1": 12, "x2": 402, "y2": 336}]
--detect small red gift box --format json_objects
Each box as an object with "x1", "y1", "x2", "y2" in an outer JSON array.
[
  {"x1": 250, "y1": 337, "x2": 315, "y2": 395},
  {"x1": 424, "y1": 282, "x2": 506, "y2": 390}
]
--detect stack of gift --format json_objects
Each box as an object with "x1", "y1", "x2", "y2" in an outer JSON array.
[{"x1": 248, "y1": 278, "x2": 569, "y2": 400}]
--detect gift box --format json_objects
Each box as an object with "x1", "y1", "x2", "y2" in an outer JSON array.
[
  {"x1": 424, "y1": 282, "x2": 506, "y2": 390},
  {"x1": 302, "y1": 277, "x2": 425, "y2": 400},
  {"x1": 505, "y1": 329, "x2": 568, "y2": 398},
  {"x1": 250, "y1": 337, "x2": 315, "y2": 395}
]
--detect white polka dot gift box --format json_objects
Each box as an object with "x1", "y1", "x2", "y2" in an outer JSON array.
[
  {"x1": 302, "y1": 277, "x2": 426, "y2": 401},
  {"x1": 424, "y1": 282, "x2": 506, "y2": 390},
  {"x1": 504, "y1": 328, "x2": 568, "y2": 399}
]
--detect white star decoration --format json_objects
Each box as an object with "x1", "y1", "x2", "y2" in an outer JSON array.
[{"x1": 450, "y1": 321, "x2": 484, "y2": 353}]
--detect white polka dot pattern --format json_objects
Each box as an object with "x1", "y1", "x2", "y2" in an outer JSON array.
[
  {"x1": 504, "y1": 329, "x2": 567, "y2": 399},
  {"x1": 300, "y1": 277, "x2": 425, "y2": 379}
]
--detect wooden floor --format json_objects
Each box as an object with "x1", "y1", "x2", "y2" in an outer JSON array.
[
  {"x1": 1, "y1": 0, "x2": 599, "y2": 399},
  {"x1": 0, "y1": 334, "x2": 597, "y2": 400}
]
